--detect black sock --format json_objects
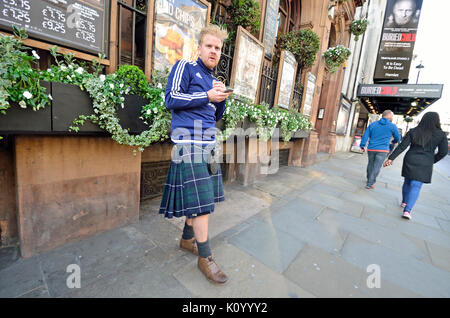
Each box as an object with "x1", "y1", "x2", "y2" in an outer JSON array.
[
  {"x1": 182, "y1": 223, "x2": 195, "y2": 240},
  {"x1": 197, "y1": 240, "x2": 211, "y2": 258}
]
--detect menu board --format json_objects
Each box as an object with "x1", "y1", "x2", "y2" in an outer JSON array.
[
  {"x1": 0, "y1": 0, "x2": 108, "y2": 55},
  {"x1": 262, "y1": 0, "x2": 279, "y2": 60},
  {"x1": 302, "y1": 72, "x2": 316, "y2": 116},
  {"x1": 275, "y1": 50, "x2": 296, "y2": 109}
]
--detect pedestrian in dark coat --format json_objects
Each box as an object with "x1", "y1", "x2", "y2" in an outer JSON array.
[{"x1": 384, "y1": 112, "x2": 448, "y2": 220}]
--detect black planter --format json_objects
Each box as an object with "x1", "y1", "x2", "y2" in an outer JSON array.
[
  {"x1": 291, "y1": 129, "x2": 310, "y2": 139},
  {"x1": 116, "y1": 94, "x2": 150, "y2": 134},
  {"x1": 52, "y1": 82, "x2": 104, "y2": 133},
  {"x1": 0, "y1": 81, "x2": 52, "y2": 134}
]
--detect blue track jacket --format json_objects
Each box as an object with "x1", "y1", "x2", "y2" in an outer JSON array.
[
  {"x1": 165, "y1": 58, "x2": 226, "y2": 143},
  {"x1": 360, "y1": 118, "x2": 401, "y2": 152}
]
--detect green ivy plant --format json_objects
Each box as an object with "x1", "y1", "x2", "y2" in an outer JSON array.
[
  {"x1": 220, "y1": 94, "x2": 313, "y2": 143},
  {"x1": 323, "y1": 45, "x2": 351, "y2": 73},
  {"x1": 350, "y1": 18, "x2": 369, "y2": 41},
  {"x1": 278, "y1": 29, "x2": 321, "y2": 68}
]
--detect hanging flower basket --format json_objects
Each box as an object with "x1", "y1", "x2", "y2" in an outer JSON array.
[
  {"x1": 322, "y1": 45, "x2": 351, "y2": 74},
  {"x1": 350, "y1": 18, "x2": 369, "y2": 41}
]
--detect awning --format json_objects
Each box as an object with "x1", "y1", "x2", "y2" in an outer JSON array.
[{"x1": 357, "y1": 84, "x2": 443, "y2": 116}]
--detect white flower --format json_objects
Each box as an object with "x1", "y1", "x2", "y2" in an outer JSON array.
[
  {"x1": 32, "y1": 50, "x2": 40, "y2": 59},
  {"x1": 121, "y1": 103, "x2": 124, "y2": 108},
  {"x1": 23, "y1": 91, "x2": 32, "y2": 99},
  {"x1": 60, "y1": 65, "x2": 67, "y2": 71},
  {"x1": 157, "y1": 83, "x2": 162, "y2": 89},
  {"x1": 109, "y1": 83, "x2": 114, "y2": 89},
  {"x1": 120, "y1": 83, "x2": 124, "y2": 88},
  {"x1": 153, "y1": 107, "x2": 158, "y2": 113},
  {"x1": 100, "y1": 74, "x2": 106, "y2": 82},
  {"x1": 48, "y1": 94, "x2": 53, "y2": 100},
  {"x1": 47, "y1": 68, "x2": 52, "y2": 72},
  {"x1": 69, "y1": 64, "x2": 74, "y2": 69},
  {"x1": 75, "y1": 67, "x2": 84, "y2": 74},
  {"x1": 19, "y1": 100, "x2": 26, "y2": 108},
  {"x1": 146, "y1": 109, "x2": 151, "y2": 115}
]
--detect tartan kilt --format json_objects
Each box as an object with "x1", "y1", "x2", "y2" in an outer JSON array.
[{"x1": 159, "y1": 143, "x2": 225, "y2": 219}]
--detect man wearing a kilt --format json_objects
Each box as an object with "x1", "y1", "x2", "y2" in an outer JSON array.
[{"x1": 159, "y1": 25, "x2": 231, "y2": 284}]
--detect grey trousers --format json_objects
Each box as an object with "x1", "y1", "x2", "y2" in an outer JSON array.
[{"x1": 366, "y1": 151, "x2": 387, "y2": 187}]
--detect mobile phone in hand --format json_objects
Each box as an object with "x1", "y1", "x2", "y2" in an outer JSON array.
[{"x1": 223, "y1": 88, "x2": 234, "y2": 93}]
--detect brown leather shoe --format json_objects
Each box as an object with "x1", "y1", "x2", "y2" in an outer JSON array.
[
  {"x1": 198, "y1": 256, "x2": 228, "y2": 284},
  {"x1": 179, "y1": 238, "x2": 198, "y2": 255}
]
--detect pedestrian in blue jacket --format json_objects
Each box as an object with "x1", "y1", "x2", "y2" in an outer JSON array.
[
  {"x1": 159, "y1": 25, "x2": 231, "y2": 284},
  {"x1": 360, "y1": 110, "x2": 401, "y2": 189}
]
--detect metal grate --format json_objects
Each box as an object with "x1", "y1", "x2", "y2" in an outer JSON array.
[
  {"x1": 140, "y1": 160, "x2": 171, "y2": 201},
  {"x1": 279, "y1": 149, "x2": 290, "y2": 166},
  {"x1": 259, "y1": 65, "x2": 278, "y2": 107}
]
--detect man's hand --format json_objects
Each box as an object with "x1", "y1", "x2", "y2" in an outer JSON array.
[
  {"x1": 207, "y1": 87, "x2": 230, "y2": 103},
  {"x1": 383, "y1": 159, "x2": 393, "y2": 167},
  {"x1": 213, "y1": 80, "x2": 226, "y2": 91},
  {"x1": 360, "y1": 147, "x2": 365, "y2": 153}
]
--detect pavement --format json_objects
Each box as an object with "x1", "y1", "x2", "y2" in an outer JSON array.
[{"x1": 1, "y1": 151, "x2": 450, "y2": 298}]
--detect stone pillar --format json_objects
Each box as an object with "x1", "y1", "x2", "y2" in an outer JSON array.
[
  {"x1": 288, "y1": 138, "x2": 305, "y2": 167},
  {"x1": 15, "y1": 136, "x2": 141, "y2": 258}
]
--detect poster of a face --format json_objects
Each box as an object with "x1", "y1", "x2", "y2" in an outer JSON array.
[
  {"x1": 153, "y1": 0, "x2": 209, "y2": 72},
  {"x1": 276, "y1": 51, "x2": 297, "y2": 109},
  {"x1": 231, "y1": 27, "x2": 265, "y2": 103},
  {"x1": 373, "y1": 0, "x2": 423, "y2": 81}
]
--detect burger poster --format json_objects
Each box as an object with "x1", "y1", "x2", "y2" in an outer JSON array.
[{"x1": 153, "y1": 0, "x2": 210, "y2": 72}]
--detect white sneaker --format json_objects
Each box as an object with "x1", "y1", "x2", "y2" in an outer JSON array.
[{"x1": 402, "y1": 211, "x2": 411, "y2": 220}]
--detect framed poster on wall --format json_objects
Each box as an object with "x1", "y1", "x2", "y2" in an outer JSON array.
[
  {"x1": 335, "y1": 96, "x2": 352, "y2": 135},
  {"x1": 274, "y1": 50, "x2": 297, "y2": 109},
  {"x1": 261, "y1": 0, "x2": 280, "y2": 60},
  {"x1": 152, "y1": 0, "x2": 211, "y2": 72},
  {"x1": 302, "y1": 72, "x2": 316, "y2": 116},
  {"x1": 229, "y1": 26, "x2": 265, "y2": 103}
]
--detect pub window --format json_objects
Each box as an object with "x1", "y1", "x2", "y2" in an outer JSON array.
[
  {"x1": 118, "y1": 0, "x2": 147, "y2": 70},
  {"x1": 276, "y1": 0, "x2": 301, "y2": 37}
]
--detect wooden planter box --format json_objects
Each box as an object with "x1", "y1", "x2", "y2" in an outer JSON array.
[
  {"x1": 1, "y1": 82, "x2": 150, "y2": 135},
  {"x1": 0, "y1": 81, "x2": 52, "y2": 133}
]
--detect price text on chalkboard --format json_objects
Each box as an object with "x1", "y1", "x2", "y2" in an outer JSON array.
[{"x1": 0, "y1": 0, "x2": 108, "y2": 55}]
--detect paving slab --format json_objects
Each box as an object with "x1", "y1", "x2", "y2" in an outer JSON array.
[
  {"x1": 283, "y1": 244, "x2": 368, "y2": 297},
  {"x1": 0, "y1": 256, "x2": 44, "y2": 298},
  {"x1": 436, "y1": 217, "x2": 450, "y2": 234},
  {"x1": 299, "y1": 190, "x2": 364, "y2": 218},
  {"x1": 229, "y1": 218, "x2": 306, "y2": 273},
  {"x1": 318, "y1": 208, "x2": 428, "y2": 261},
  {"x1": 340, "y1": 234, "x2": 450, "y2": 297},
  {"x1": 173, "y1": 242, "x2": 315, "y2": 298},
  {"x1": 424, "y1": 241, "x2": 450, "y2": 273}
]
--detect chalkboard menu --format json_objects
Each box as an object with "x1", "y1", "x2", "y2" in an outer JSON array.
[
  {"x1": 0, "y1": 0, "x2": 108, "y2": 56},
  {"x1": 262, "y1": 0, "x2": 279, "y2": 59}
]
